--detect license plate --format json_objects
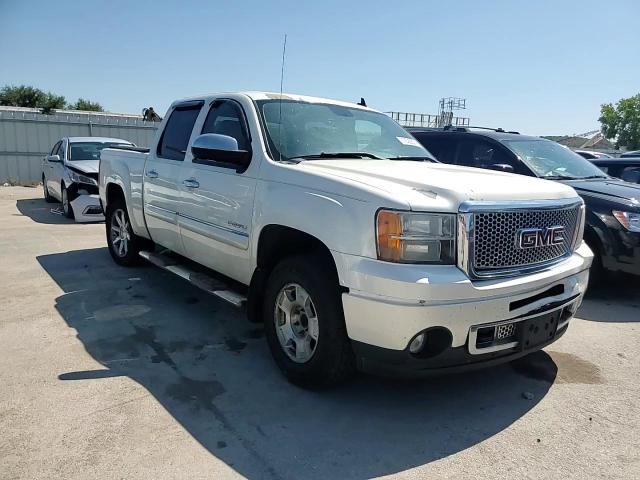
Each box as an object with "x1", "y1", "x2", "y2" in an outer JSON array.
[{"x1": 521, "y1": 311, "x2": 559, "y2": 349}]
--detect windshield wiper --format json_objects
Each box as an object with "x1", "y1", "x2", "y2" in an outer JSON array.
[
  {"x1": 543, "y1": 175, "x2": 579, "y2": 180},
  {"x1": 288, "y1": 152, "x2": 383, "y2": 161},
  {"x1": 578, "y1": 175, "x2": 608, "y2": 180},
  {"x1": 387, "y1": 156, "x2": 437, "y2": 162}
]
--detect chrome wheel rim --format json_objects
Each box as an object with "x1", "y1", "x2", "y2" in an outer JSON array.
[
  {"x1": 110, "y1": 209, "x2": 131, "y2": 257},
  {"x1": 274, "y1": 283, "x2": 319, "y2": 363}
]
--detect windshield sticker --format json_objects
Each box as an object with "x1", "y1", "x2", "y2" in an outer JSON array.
[{"x1": 396, "y1": 136, "x2": 421, "y2": 147}]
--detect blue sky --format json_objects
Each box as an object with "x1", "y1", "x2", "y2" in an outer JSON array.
[{"x1": 1, "y1": 0, "x2": 638, "y2": 136}]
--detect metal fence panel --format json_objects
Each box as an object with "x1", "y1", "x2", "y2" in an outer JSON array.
[{"x1": 0, "y1": 106, "x2": 159, "y2": 184}]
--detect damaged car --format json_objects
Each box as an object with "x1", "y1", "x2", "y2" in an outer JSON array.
[{"x1": 42, "y1": 136, "x2": 134, "y2": 221}]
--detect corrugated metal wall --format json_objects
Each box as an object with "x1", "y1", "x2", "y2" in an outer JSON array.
[{"x1": 0, "y1": 106, "x2": 159, "y2": 184}]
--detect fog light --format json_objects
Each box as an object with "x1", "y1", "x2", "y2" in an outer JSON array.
[{"x1": 409, "y1": 333, "x2": 426, "y2": 354}]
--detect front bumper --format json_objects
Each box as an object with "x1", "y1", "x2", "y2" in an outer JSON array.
[
  {"x1": 70, "y1": 194, "x2": 105, "y2": 223},
  {"x1": 333, "y1": 242, "x2": 592, "y2": 376}
]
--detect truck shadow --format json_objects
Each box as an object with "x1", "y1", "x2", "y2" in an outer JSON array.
[
  {"x1": 16, "y1": 197, "x2": 79, "y2": 225},
  {"x1": 38, "y1": 247, "x2": 558, "y2": 480},
  {"x1": 578, "y1": 275, "x2": 639, "y2": 323}
]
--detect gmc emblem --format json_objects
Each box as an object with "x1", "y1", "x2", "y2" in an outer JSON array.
[{"x1": 517, "y1": 226, "x2": 565, "y2": 249}]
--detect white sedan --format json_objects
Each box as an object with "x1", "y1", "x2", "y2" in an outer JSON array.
[{"x1": 42, "y1": 136, "x2": 133, "y2": 221}]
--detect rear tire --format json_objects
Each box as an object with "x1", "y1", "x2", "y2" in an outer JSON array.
[
  {"x1": 263, "y1": 254, "x2": 356, "y2": 388},
  {"x1": 61, "y1": 184, "x2": 74, "y2": 218},
  {"x1": 106, "y1": 199, "x2": 146, "y2": 266},
  {"x1": 43, "y1": 176, "x2": 55, "y2": 203}
]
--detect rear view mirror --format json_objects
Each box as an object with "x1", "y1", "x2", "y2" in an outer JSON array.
[
  {"x1": 46, "y1": 154, "x2": 61, "y2": 163},
  {"x1": 487, "y1": 163, "x2": 514, "y2": 173},
  {"x1": 191, "y1": 134, "x2": 251, "y2": 170}
]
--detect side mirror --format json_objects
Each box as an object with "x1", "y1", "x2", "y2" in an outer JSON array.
[
  {"x1": 487, "y1": 163, "x2": 514, "y2": 173},
  {"x1": 46, "y1": 154, "x2": 61, "y2": 163},
  {"x1": 191, "y1": 134, "x2": 251, "y2": 170}
]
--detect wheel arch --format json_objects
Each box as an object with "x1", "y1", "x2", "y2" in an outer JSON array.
[{"x1": 247, "y1": 224, "x2": 344, "y2": 323}]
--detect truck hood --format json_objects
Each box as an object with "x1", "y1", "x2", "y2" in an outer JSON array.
[
  {"x1": 66, "y1": 160, "x2": 99, "y2": 174},
  {"x1": 299, "y1": 160, "x2": 578, "y2": 210}
]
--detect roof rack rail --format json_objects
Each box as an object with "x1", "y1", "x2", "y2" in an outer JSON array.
[
  {"x1": 442, "y1": 125, "x2": 468, "y2": 132},
  {"x1": 466, "y1": 126, "x2": 520, "y2": 134}
]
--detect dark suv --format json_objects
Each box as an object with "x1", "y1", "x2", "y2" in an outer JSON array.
[{"x1": 408, "y1": 127, "x2": 640, "y2": 279}]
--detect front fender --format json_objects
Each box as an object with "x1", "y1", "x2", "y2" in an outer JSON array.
[{"x1": 251, "y1": 181, "x2": 378, "y2": 280}]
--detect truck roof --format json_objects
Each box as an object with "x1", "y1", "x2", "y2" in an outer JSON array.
[{"x1": 171, "y1": 91, "x2": 377, "y2": 112}]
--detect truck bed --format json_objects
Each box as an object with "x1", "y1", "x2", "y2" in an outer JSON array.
[{"x1": 99, "y1": 147, "x2": 149, "y2": 237}]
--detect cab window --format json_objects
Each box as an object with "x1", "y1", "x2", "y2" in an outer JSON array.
[
  {"x1": 201, "y1": 100, "x2": 250, "y2": 151},
  {"x1": 157, "y1": 103, "x2": 203, "y2": 161}
]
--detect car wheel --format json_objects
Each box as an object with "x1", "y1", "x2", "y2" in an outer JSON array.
[
  {"x1": 263, "y1": 254, "x2": 355, "y2": 388},
  {"x1": 61, "y1": 184, "x2": 74, "y2": 218},
  {"x1": 43, "y1": 176, "x2": 55, "y2": 203},
  {"x1": 106, "y1": 199, "x2": 147, "y2": 266}
]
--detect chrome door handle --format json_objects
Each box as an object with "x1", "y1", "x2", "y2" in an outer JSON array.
[
  {"x1": 146, "y1": 170, "x2": 158, "y2": 178},
  {"x1": 182, "y1": 178, "x2": 200, "y2": 188}
]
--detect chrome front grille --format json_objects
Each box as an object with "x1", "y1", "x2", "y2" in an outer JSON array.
[{"x1": 457, "y1": 199, "x2": 585, "y2": 279}]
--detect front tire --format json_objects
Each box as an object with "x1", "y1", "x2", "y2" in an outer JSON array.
[
  {"x1": 106, "y1": 199, "x2": 145, "y2": 266},
  {"x1": 61, "y1": 184, "x2": 74, "y2": 218},
  {"x1": 263, "y1": 254, "x2": 356, "y2": 388}
]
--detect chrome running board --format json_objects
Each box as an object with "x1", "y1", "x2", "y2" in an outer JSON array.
[{"x1": 139, "y1": 250, "x2": 247, "y2": 308}]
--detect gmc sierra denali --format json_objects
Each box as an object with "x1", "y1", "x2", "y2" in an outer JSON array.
[{"x1": 99, "y1": 92, "x2": 593, "y2": 387}]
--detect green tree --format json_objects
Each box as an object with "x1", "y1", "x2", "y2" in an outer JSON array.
[
  {"x1": 599, "y1": 94, "x2": 640, "y2": 150},
  {"x1": 0, "y1": 85, "x2": 66, "y2": 113},
  {"x1": 68, "y1": 98, "x2": 104, "y2": 112}
]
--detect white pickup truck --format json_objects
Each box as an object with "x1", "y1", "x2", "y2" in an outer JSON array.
[{"x1": 99, "y1": 92, "x2": 593, "y2": 387}]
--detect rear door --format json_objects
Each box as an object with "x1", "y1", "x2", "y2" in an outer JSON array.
[
  {"x1": 45, "y1": 141, "x2": 62, "y2": 199},
  {"x1": 179, "y1": 98, "x2": 257, "y2": 283},
  {"x1": 143, "y1": 101, "x2": 203, "y2": 254},
  {"x1": 52, "y1": 139, "x2": 68, "y2": 198}
]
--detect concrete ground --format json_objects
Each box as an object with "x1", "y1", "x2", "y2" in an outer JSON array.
[{"x1": 1, "y1": 185, "x2": 638, "y2": 480}]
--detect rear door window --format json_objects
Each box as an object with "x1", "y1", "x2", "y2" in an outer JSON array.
[
  {"x1": 411, "y1": 134, "x2": 457, "y2": 164},
  {"x1": 157, "y1": 104, "x2": 203, "y2": 160},
  {"x1": 50, "y1": 141, "x2": 61, "y2": 156}
]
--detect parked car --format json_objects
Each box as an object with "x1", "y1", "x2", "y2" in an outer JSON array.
[
  {"x1": 100, "y1": 92, "x2": 592, "y2": 386},
  {"x1": 589, "y1": 157, "x2": 640, "y2": 184},
  {"x1": 575, "y1": 150, "x2": 612, "y2": 160},
  {"x1": 408, "y1": 127, "x2": 640, "y2": 279},
  {"x1": 620, "y1": 150, "x2": 640, "y2": 158},
  {"x1": 42, "y1": 136, "x2": 133, "y2": 221}
]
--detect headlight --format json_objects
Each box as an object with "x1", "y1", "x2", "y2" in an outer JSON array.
[
  {"x1": 376, "y1": 210, "x2": 456, "y2": 264},
  {"x1": 612, "y1": 210, "x2": 640, "y2": 232},
  {"x1": 69, "y1": 170, "x2": 97, "y2": 186}
]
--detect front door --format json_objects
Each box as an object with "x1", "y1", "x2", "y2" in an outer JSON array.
[
  {"x1": 179, "y1": 99, "x2": 257, "y2": 283},
  {"x1": 143, "y1": 101, "x2": 203, "y2": 255}
]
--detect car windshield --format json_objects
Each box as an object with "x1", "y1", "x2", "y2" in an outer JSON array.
[
  {"x1": 255, "y1": 99, "x2": 434, "y2": 162},
  {"x1": 68, "y1": 142, "x2": 132, "y2": 161},
  {"x1": 502, "y1": 139, "x2": 607, "y2": 179}
]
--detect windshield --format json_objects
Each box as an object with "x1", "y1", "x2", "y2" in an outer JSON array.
[
  {"x1": 503, "y1": 139, "x2": 607, "y2": 179},
  {"x1": 68, "y1": 142, "x2": 132, "y2": 161},
  {"x1": 255, "y1": 99, "x2": 434, "y2": 162}
]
